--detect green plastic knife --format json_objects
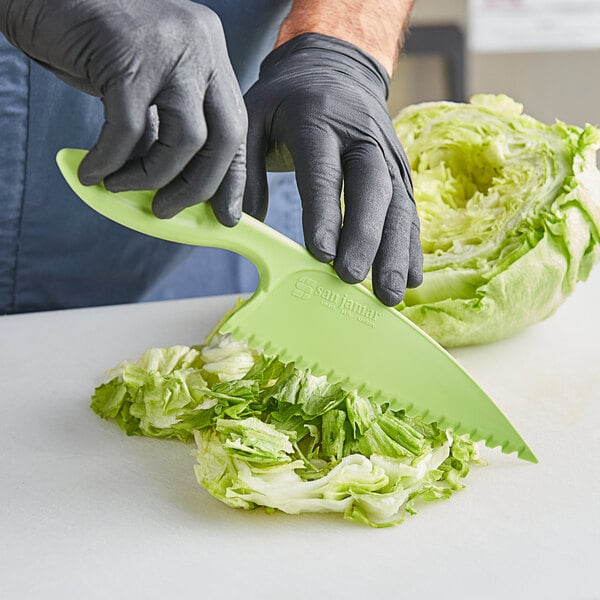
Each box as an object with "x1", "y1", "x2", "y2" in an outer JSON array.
[{"x1": 57, "y1": 148, "x2": 537, "y2": 463}]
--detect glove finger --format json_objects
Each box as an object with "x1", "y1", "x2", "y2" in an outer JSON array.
[
  {"x1": 371, "y1": 180, "x2": 414, "y2": 306},
  {"x1": 210, "y1": 142, "x2": 246, "y2": 227},
  {"x1": 129, "y1": 105, "x2": 159, "y2": 160},
  {"x1": 151, "y1": 141, "x2": 245, "y2": 224},
  {"x1": 287, "y1": 130, "x2": 343, "y2": 262},
  {"x1": 407, "y1": 215, "x2": 424, "y2": 289},
  {"x1": 242, "y1": 88, "x2": 269, "y2": 221},
  {"x1": 152, "y1": 71, "x2": 247, "y2": 218},
  {"x1": 334, "y1": 141, "x2": 392, "y2": 284},
  {"x1": 78, "y1": 81, "x2": 150, "y2": 186},
  {"x1": 104, "y1": 89, "x2": 208, "y2": 192}
]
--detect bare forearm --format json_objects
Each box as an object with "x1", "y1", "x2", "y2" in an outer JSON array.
[{"x1": 276, "y1": 0, "x2": 414, "y2": 75}]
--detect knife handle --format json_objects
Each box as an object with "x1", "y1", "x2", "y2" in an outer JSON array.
[
  {"x1": 156, "y1": 202, "x2": 315, "y2": 287},
  {"x1": 56, "y1": 148, "x2": 314, "y2": 287}
]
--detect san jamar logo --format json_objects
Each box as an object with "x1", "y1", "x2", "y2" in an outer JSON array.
[{"x1": 292, "y1": 277, "x2": 383, "y2": 328}]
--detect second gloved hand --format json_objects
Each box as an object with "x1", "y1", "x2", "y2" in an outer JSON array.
[
  {"x1": 244, "y1": 33, "x2": 423, "y2": 305},
  {"x1": 0, "y1": 0, "x2": 247, "y2": 225}
]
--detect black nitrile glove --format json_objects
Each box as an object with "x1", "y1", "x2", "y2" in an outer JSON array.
[
  {"x1": 244, "y1": 33, "x2": 423, "y2": 305},
  {"x1": 0, "y1": 0, "x2": 247, "y2": 225}
]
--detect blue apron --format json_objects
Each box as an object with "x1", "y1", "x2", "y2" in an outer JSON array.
[{"x1": 0, "y1": 0, "x2": 301, "y2": 314}]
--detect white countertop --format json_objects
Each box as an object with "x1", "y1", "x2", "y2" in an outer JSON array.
[{"x1": 1, "y1": 271, "x2": 599, "y2": 600}]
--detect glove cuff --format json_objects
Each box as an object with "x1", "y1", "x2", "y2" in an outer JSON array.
[{"x1": 260, "y1": 32, "x2": 391, "y2": 100}]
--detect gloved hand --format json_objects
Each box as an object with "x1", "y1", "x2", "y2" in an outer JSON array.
[
  {"x1": 0, "y1": 0, "x2": 247, "y2": 225},
  {"x1": 244, "y1": 33, "x2": 423, "y2": 305}
]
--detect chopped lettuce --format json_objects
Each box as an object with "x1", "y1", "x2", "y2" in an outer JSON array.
[
  {"x1": 92, "y1": 334, "x2": 482, "y2": 527},
  {"x1": 388, "y1": 94, "x2": 600, "y2": 347}
]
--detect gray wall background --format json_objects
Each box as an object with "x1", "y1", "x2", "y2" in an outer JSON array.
[{"x1": 389, "y1": 0, "x2": 600, "y2": 129}]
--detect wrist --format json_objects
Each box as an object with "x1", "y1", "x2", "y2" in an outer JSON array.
[
  {"x1": 261, "y1": 33, "x2": 390, "y2": 99},
  {"x1": 276, "y1": 0, "x2": 414, "y2": 76}
]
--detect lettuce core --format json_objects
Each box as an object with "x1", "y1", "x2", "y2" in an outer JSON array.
[{"x1": 390, "y1": 94, "x2": 600, "y2": 346}]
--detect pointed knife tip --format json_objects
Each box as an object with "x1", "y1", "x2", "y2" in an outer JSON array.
[{"x1": 518, "y1": 446, "x2": 538, "y2": 464}]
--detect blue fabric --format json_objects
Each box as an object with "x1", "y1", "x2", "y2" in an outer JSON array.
[
  {"x1": 0, "y1": 0, "x2": 301, "y2": 315},
  {"x1": 0, "y1": 37, "x2": 29, "y2": 311}
]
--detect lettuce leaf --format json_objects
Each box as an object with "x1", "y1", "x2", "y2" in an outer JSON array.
[{"x1": 91, "y1": 334, "x2": 482, "y2": 527}]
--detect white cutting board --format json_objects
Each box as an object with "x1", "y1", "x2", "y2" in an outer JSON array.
[{"x1": 0, "y1": 271, "x2": 599, "y2": 599}]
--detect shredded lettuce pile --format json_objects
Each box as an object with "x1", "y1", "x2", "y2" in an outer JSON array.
[
  {"x1": 389, "y1": 94, "x2": 600, "y2": 347},
  {"x1": 92, "y1": 334, "x2": 481, "y2": 527}
]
